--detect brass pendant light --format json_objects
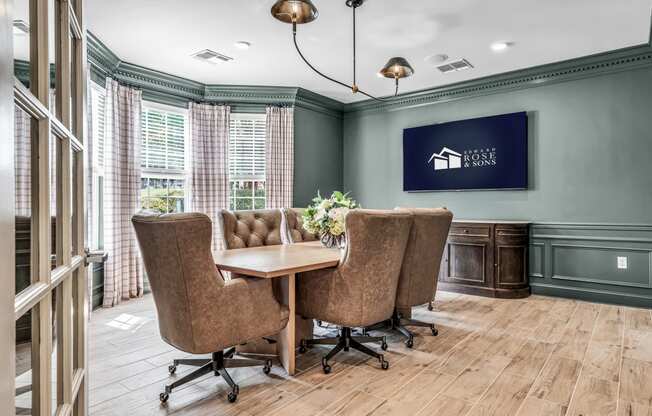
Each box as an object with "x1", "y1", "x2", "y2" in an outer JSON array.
[
  {"x1": 379, "y1": 57, "x2": 415, "y2": 96},
  {"x1": 271, "y1": 0, "x2": 414, "y2": 100},
  {"x1": 270, "y1": 0, "x2": 318, "y2": 24}
]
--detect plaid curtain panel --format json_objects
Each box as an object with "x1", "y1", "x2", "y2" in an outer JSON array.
[
  {"x1": 103, "y1": 78, "x2": 144, "y2": 307},
  {"x1": 189, "y1": 103, "x2": 230, "y2": 250},
  {"x1": 265, "y1": 106, "x2": 294, "y2": 209}
]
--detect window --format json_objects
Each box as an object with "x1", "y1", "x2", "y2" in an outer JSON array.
[
  {"x1": 229, "y1": 113, "x2": 266, "y2": 210},
  {"x1": 90, "y1": 83, "x2": 106, "y2": 249},
  {"x1": 140, "y1": 102, "x2": 189, "y2": 213}
]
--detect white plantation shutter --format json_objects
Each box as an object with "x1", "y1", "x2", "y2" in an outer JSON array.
[
  {"x1": 90, "y1": 85, "x2": 106, "y2": 169},
  {"x1": 141, "y1": 106, "x2": 186, "y2": 172},
  {"x1": 229, "y1": 114, "x2": 266, "y2": 180}
]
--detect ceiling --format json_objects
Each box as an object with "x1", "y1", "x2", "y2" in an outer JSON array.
[{"x1": 80, "y1": 1, "x2": 650, "y2": 102}]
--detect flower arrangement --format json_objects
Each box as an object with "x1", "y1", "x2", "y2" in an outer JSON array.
[{"x1": 303, "y1": 191, "x2": 359, "y2": 248}]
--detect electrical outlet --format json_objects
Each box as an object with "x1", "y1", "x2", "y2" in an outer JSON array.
[{"x1": 617, "y1": 256, "x2": 628, "y2": 270}]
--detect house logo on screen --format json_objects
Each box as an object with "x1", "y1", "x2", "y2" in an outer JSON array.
[
  {"x1": 428, "y1": 147, "x2": 462, "y2": 171},
  {"x1": 428, "y1": 147, "x2": 497, "y2": 171}
]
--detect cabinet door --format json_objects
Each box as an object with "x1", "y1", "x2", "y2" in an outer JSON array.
[
  {"x1": 494, "y1": 226, "x2": 529, "y2": 290},
  {"x1": 442, "y1": 238, "x2": 494, "y2": 288}
]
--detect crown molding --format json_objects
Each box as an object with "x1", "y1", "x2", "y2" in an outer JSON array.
[
  {"x1": 113, "y1": 60, "x2": 205, "y2": 101},
  {"x1": 343, "y1": 42, "x2": 652, "y2": 115},
  {"x1": 69, "y1": 26, "x2": 652, "y2": 118},
  {"x1": 86, "y1": 31, "x2": 343, "y2": 117},
  {"x1": 87, "y1": 32, "x2": 120, "y2": 77}
]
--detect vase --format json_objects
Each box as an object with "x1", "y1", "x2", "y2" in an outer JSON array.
[{"x1": 320, "y1": 233, "x2": 345, "y2": 249}]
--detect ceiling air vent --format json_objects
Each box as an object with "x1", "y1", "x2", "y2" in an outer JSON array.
[
  {"x1": 13, "y1": 20, "x2": 29, "y2": 35},
  {"x1": 191, "y1": 49, "x2": 234, "y2": 64},
  {"x1": 437, "y1": 58, "x2": 474, "y2": 73}
]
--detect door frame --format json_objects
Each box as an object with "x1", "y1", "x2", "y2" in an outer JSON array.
[
  {"x1": 1, "y1": 0, "x2": 17, "y2": 412},
  {"x1": 3, "y1": 0, "x2": 88, "y2": 415}
]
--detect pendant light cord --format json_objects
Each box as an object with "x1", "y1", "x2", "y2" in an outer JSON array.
[
  {"x1": 292, "y1": 22, "x2": 383, "y2": 101},
  {"x1": 353, "y1": 6, "x2": 356, "y2": 88}
]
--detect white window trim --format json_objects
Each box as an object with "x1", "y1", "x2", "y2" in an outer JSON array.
[{"x1": 141, "y1": 101, "x2": 192, "y2": 211}]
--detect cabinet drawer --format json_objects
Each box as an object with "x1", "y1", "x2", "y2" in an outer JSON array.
[
  {"x1": 495, "y1": 226, "x2": 528, "y2": 237},
  {"x1": 450, "y1": 225, "x2": 491, "y2": 238},
  {"x1": 495, "y1": 226, "x2": 528, "y2": 244}
]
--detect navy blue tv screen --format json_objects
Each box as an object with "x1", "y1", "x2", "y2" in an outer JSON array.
[{"x1": 403, "y1": 112, "x2": 528, "y2": 192}]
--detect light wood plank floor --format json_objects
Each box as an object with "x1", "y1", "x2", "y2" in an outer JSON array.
[{"x1": 88, "y1": 292, "x2": 652, "y2": 416}]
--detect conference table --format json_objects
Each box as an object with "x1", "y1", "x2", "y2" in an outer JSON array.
[{"x1": 213, "y1": 241, "x2": 342, "y2": 375}]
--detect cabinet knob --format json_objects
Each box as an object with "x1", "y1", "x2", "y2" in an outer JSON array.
[{"x1": 463, "y1": 229, "x2": 469, "y2": 233}]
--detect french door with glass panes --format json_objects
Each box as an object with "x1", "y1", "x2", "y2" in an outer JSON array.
[{"x1": 2, "y1": 0, "x2": 89, "y2": 415}]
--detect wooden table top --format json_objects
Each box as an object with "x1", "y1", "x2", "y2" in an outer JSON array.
[{"x1": 213, "y1": 241, "x2": 342, "y2": 278}]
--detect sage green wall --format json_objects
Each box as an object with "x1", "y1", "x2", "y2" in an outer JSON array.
[
  {"x1": 294, "y1": 107, "x2": 343, "y2": 207},
  {"x1": 343, "y1": 67, "x2": 652, "y2": 224},
  {"x1": 343, "y1": 67, "x2": 652, "y2": 308}
]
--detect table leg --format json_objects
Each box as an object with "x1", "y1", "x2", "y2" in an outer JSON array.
[{"x1": 278, "y1": 273, "x2": 296, "y2": 375}]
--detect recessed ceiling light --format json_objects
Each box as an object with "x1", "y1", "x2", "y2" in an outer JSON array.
[
  {"x1": 234, "y1": 41, "x2": 251, "y2": 50},
  {"x1": 491, "y1": 41, "x2": 513, "y2": 52},
  {"x1": 424, "y1": 54, "x2": 449, "y2": 65}
]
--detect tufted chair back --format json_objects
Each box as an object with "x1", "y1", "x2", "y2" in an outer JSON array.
[
  {"x1": 283, "y1": 208, "x2": 318, "y2": 243},
  {"x1": 217, "y1": 209, "x2": 286, "y2": 249}
]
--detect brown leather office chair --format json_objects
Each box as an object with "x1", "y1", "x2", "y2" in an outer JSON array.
[
  {"x1": 131, "y1": 212, "x2": 289, "y2": 404},
  {"x1": 216, "y1": 209, "x2": 288, "y2": 349},
  {"x1": 367, "y1": 208, "x2": 453, "y2": 347},
  {"x1": 296, "y1": 210, "x2": 413, "y2": 373},
  {"x1": 282, "y1": 208, "x2": 318, "y2": 243}
]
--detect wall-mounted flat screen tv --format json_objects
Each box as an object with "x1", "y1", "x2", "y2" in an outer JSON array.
[{"x1": 403, "y1": 112, "x2": 528, "y2": 192}]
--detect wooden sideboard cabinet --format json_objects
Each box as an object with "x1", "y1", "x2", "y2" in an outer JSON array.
[{"x1": 438, "y1": 220, "x2": 531, "y2": 299}]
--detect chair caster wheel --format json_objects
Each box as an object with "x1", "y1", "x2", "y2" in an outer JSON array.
[
  {"x1": 227, "y1": 391, "x2": 238, "y2": 403},
  {"x1": 405, "y1": 338, "x2": 414, "y2": 348},
  {"x1": 321, "y1": 356, "x2": 332, "y2": 374},
  {"x1": 321, "y1": 360, "x2": 331, "y2": 374},
  {"x1": 431, "y1": 326, "x2": 438, "y2": 336},
  {"x1": 381, "y1": 341, "x2": 388, "y2": 351},
  {"x1": 428, "y1": 303, "x2": 434, "y2": 311},
  {"x1": 263, "y1": 360, "x2": 272, "y2": 374},
  {"x1": 159, "y1": 392, "x2": 169, "y2": 403},
  {"x1": 168, "y1": 365, "x2": 177, "y2": 375},
  {"x1": 299, "y1": 344, "x2": 307, "y2": 353},
  {"x1": 380, "y1": 358, "x2": 389, "y2": 370}
]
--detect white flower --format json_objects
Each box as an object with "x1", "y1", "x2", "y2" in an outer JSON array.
[
  {"x1": 319, "y1": 199, "x2": 332, "y2": 210},
  {"x1": 328, "y1": 207, "x2": 348, "y2": 223},
  {"x1": 315, "y1": 208, "x2": 327, "y2": 221}
]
